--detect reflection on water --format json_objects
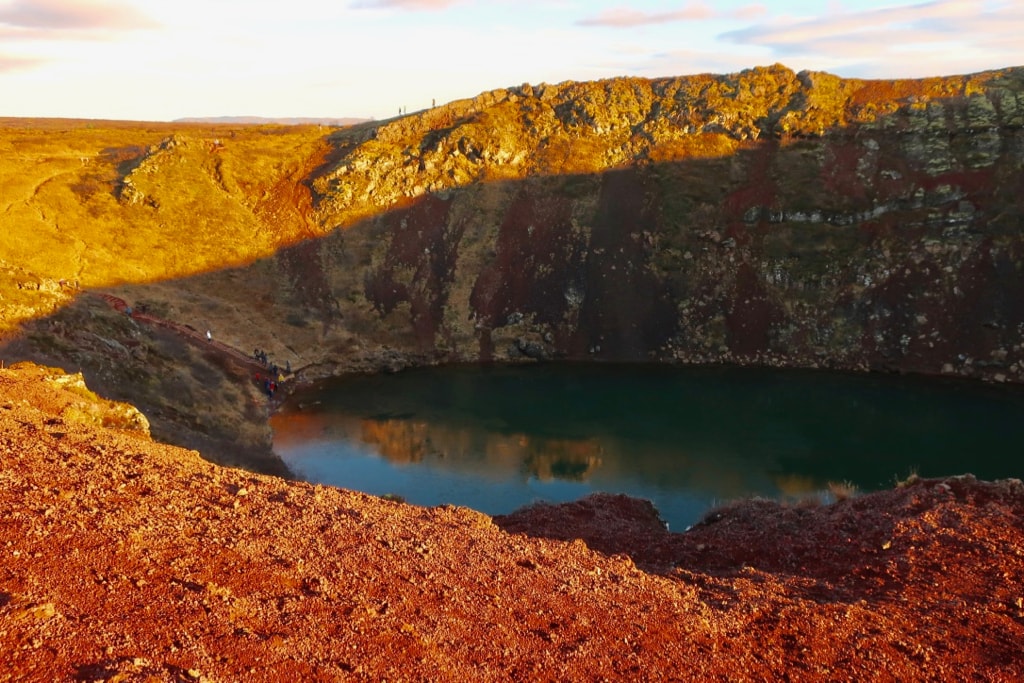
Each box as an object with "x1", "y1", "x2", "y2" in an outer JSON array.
[
  {"x1": 358, "y1": 416, "x2": 604, "y2": 481},
  {"x1": 270, "y1": 364, "x2": 1024, "y2": 530}
]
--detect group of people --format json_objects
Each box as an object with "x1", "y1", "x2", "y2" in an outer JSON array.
[
  {"x1": 255, "y1": 372, "x2": 279, "y2": 398},
  {"x1": 253, "y1": 347, "x2": 291, "y2": 398}
]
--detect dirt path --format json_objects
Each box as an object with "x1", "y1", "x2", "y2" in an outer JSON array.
[
  {"x1": 254, "y1": 135, "x2": 338, "y2": 242},
  {"x1": 92, "y1": 292, "x2": 269, "y2": 375}
]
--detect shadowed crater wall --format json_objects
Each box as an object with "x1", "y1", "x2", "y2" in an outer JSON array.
[{"x1": 4, "y1": 64, "x2": 1024, "y2": 471}]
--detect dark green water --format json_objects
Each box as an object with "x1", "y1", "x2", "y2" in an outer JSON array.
[{"x1": 270, "y1": 364, "x2": 1024, "y2": 530}]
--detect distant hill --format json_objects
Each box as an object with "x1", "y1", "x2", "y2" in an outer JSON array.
[{"x1": 174, "y1": 116, "x2": 369, "y2": 126}]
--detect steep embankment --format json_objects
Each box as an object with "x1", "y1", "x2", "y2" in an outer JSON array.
[
  {"x1": 3, "y1": 65, "x2": 1024, "y2": 469},
  {"x1": 2, "y1": 362, "x2": 1023, "y2": 680},
  {"x1": 104, "y1": 65, "x2": 1024, "y2": 388}
]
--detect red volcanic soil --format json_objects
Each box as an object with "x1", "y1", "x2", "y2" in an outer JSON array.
[{"x1": 2, "y1": 362, "x2": 1023, "y2": 681}]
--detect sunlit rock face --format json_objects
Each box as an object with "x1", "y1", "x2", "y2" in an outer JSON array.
[{"x1": 270, "y1": 65, "x2": 1024, "y2": 382}]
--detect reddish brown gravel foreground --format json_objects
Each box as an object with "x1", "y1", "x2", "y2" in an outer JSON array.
[{"x1": 2, "y1": 362, "x2": 1023, "y2": 682}]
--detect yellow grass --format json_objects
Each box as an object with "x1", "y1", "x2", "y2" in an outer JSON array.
[{"x1": 0, "y1": 119, "x2": 333, "y2": 332}]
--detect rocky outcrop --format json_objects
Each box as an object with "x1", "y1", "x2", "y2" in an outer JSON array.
[
  {"x1": 207, "y1": 64, "x2": 1024, "y2": 383},
  {"x1": 4, "y1": 362, "x2": 151, "y2": 434}
]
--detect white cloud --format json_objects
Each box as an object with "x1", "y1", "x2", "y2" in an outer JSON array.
[
  {"x1": 627, "y1": 46, "x2": 776, "y2": 79},
  {"x1": 578, "y1": 3, "x2": 714, "y2": 27},
  {"x1": 0, "y1": 52, "x2": 43, "y2": 72},
  {"x1": 350, "y1": 0, "x2": 463, "y2": 10},
  {"x1": 0, "y1": 0, "x2": 156, "y2": 32},
  {"x1": 731, "y1": 4, "x2": 767, "y2": 21},
  {"x1": 719, "y1": 0, "x2": 1024, "y2": 76}
]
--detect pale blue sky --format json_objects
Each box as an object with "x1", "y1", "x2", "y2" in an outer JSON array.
[{"x1": 2, "y1": 0, "x2": 1023, "y2": 121}]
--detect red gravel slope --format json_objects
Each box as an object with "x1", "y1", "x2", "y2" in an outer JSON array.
[{"x1": 2, "y1": 362, "x2": 1023, "y2": 681}]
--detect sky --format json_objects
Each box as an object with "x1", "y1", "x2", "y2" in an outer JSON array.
[{"x1": 2, "y1": 0, "x2": 1024, "y2": 122}]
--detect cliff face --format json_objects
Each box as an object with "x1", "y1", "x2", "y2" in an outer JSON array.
[
  {"x1": 239, "y1": 64, "x2": 1024, "y2": 382},
  {"x1": 3, "y1": 65, "x2": 1024, "y2": 470}
]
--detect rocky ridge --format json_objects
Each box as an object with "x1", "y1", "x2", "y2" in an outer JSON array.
[
  {"x1": 102, "y1": 65, "x2": 1024, "y2": 391},
  {"x1": 310, "y1": 66, "x2": 1017, "y2": 218}
]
